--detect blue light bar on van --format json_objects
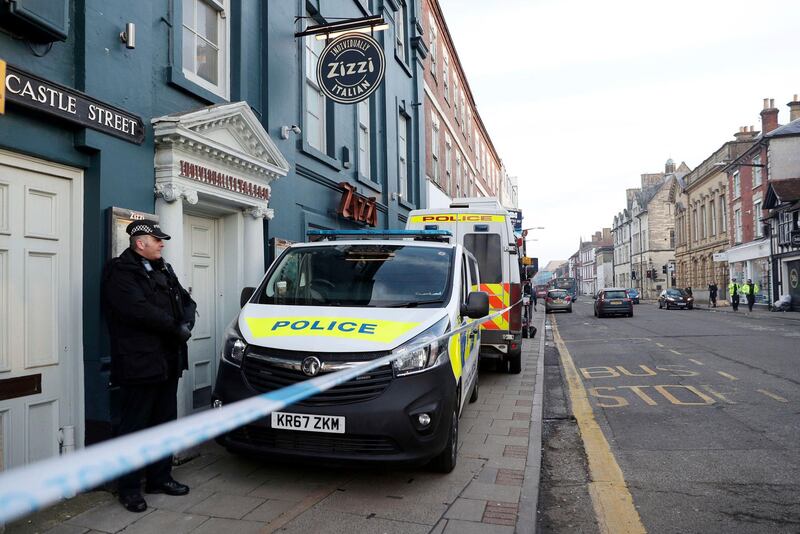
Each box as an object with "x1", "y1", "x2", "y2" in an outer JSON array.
[{"x1": 307, "y1": 229, "x2": 452, "y2": 240}]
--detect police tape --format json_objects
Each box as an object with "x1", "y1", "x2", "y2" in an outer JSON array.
[{"x1": 0, "y1": 301, "x2": 520, "y2": 524}]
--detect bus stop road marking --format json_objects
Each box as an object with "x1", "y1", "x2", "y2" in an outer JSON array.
[
  {"x1": 551, "y1": 317, "x2": 646, "y2": 534},
  {"x1": 757, "y1": 389, "x2": 789, "y2": 403},
  {"x1": 688, "y1": 359, "x2": 704, "y2": 366},
  {"x1": 716, "y1": 371, "x2": 739, "y2": 381}
]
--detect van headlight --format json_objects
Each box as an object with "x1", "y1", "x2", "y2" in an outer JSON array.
[
  {"x1": 221, "y1": 323, "x2": 247, "y2": 367},
  {"x1": 392, "y1": 317, "x2": 449, "y2": 377}
]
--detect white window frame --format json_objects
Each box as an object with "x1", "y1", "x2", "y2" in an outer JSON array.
[
  {"x1": 734, "y1": 208, "x2": 742, "y2": 242},
  {"x1": 733, "y1": 170, "x2": 741, "y2": 199},
  {"x1": 720, "y1": 195, "x2": 727, "y2": 232},
  {"x1": 443, "y1": 53, "x2": 450, "y2": 103},
  {"x1": 455, "y1": 152, "x2": 462, "y2": 196},
  {"x1": 445, "y1": 134, "x2": 452, "y2": 192},
  {"x1": 398, "y1": 113, "x2": 409, "y2": 200},
  {"x1": 753, "y1": 155, "x2": 762, "y2": 187},
  {"x1": 431, "y1": 116, "x2": 440, "y2": 184},
  {"x1": 358, "y1": 99, "x2": 371, "y2": 181},
  {"x1": 304, "y1": 33, "x2": 327, "y2": 153},
  {"x1": 753, "y1": 200, "x2": 762, "y2": 237},
  {"x1": 453, "y1": 76, "x2": 460, "y2": 122},
  {"x1": 428, "y1": 16, "x2": 438, "y2": 77},
  {"x1": 181, "y1": 0, "x2": 230, "y2": 98},
  {"x1": 395, "y1": 2, "x2": 406, "y2": 62}
]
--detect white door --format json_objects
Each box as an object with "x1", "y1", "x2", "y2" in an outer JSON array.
[
  {"x1": 0, "y1": 163, "x2": 73, "y2": 470},
  {"x1": 183, "y1": 214, "x2": 219, "y2": 413}
]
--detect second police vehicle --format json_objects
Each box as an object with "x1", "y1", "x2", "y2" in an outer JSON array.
[
  {"x1": 212, "y1": 230, "x2": 488, "y2": 472},
  {"x1": 406, "y1": 198, "x2": 524, "y2": 373}
]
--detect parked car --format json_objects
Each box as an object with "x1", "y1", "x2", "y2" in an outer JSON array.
[
  {"x1": 545, "y1": 289, "x2": 573, "y2": 313},
  {"x1": 594, "y1": 288, "x2": 634, "y2": 317},
  {"x1": 658, "y1": 288, "x2": 694, "y2": 310},
  {"x1": 534, "y1": 285, "x2": 549, "y2": 299},
  {"x1": 626, "y1": 288, "x2": 640, "y2": 304}
]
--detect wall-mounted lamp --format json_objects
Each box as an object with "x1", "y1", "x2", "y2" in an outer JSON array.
[
  {"x1": 120, "y1": 22, "x2": 136, "y2": 49},
  {"x1": 280, "y1": 125, "x2": 301, "y2": 139}
]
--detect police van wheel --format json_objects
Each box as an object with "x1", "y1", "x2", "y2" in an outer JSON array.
[
  {"x1": 508, "y1": 353, "x2": 522, "y2": 374},
  {"x1": 431, "y1": 399, "x2": 459, "y2": 473}
]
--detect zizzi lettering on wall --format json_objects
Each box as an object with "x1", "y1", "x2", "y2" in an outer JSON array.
[
  {"x1": 317, "y1": 33, "x2": 385, "y2": 104},
  {"x1": 2, "y1": 63, "x2": 144, "y2": 144},
  {"x1": 179, "y1": 160, "x2": 270, "y2": 200}
]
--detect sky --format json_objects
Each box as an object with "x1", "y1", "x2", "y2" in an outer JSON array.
[{"x1": 438, "y1": 0, "x2": 800, "y2": 268}]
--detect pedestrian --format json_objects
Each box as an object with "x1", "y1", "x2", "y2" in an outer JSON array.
[
  {"x1": 531, "y1": 284, "x2": 538, "y2": 311},
  {"x1": 685, "y1": 286, "x2": 693, "y2": 297},
  {"x1": 742, "y1": 278, "x2": 760, "y2": 313},
  {"x1": 102, "y1": 220, "x2": 196, "y2": 513},
  {"x1": 708, "y1": 282, "x2": 718, "y2": 308},
  {"x1": 728, "y1": 278, "x2": 740, "y2": 311}
]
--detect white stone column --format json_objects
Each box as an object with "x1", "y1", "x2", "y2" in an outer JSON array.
[
  {"x1": 154, "y1": 183, "x2": 197, "y2": 420},
  {"x1": 243, "y1": 206, "x2": 274, "y2": 287}
]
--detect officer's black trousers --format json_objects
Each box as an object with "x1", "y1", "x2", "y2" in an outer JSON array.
[
  {"x1": 116, "y1": 379, "x2": 178, "y2": 496},
  {"x1": 747, "y1": 294, "x2": 755, "y2": 311}
]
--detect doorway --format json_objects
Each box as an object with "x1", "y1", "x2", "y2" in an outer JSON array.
[{"x1": 182, "y1": 214, "x2": 220, "y2": 413}]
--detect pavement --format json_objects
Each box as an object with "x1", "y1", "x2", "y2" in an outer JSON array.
[
  {"x1": 639, "y1": 298, "x2": 800, "y2": 321},
  {"x1": 5, "y1": 309, "x2": 547, "y2": 534}
]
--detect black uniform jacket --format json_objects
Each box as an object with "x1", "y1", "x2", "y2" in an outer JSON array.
[{"x1": 103, "y1": 248, "x2": 197, "y2": 386}]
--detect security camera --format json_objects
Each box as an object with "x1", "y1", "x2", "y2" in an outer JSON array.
[{"x1": 281, "y1": 125, "x2": 302, "y2": 139}]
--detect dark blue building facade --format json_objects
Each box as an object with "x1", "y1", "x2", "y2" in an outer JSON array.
[{"x1": 0, "y1": 0, "x2": 426, "y2": 468}]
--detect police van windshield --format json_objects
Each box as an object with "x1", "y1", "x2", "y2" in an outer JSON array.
[{"x1": 257, "y1": 244, "x2": 454, "y2": 307}]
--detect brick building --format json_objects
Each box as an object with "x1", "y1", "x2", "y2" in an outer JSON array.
[{"x1": 421, "y1": 0, "x2": 508, "y2": 208}]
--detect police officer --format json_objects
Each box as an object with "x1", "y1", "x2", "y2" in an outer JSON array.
[
  {"x1": 728, "y1": 278, "x2": 740, "y2": 311},
  {"x1": 742, "y1": 278, "x2": 760, "y2": 313},
  {"x1": 708, "y1": 282, "x2": 718, "y2": 308},
  {"x1": 102, "y1": 220, "x2": 196, "y2": 512}
]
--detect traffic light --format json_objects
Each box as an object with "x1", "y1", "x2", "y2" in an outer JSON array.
[
  {"x1": 646, "y1": 270, "x2": 652, "y2": 279},
  {"x1": 662, "y1": 265, "x2": 667, "y2": 274},
  {"x1": 631, "y1": 270, "x2": 636, "y2": 280},
  {"x1": 651, "y1": 269, "x2": 658, "y2": 279}
]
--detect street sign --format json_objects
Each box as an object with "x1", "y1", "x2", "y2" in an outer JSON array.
[
  {"x1": 317, "y1": 33, "x2": 385, "y2": 104},
  {"x1": 712, "y1": 252, "x2": 727, "y2": 262},
  {"x1": 791, "y1": 231, "x2": 800, "y2": 247}
]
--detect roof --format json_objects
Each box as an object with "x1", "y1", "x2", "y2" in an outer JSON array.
[
  {"x1": 763, "y1": 177, "x2": 800, "y2": 209},
  {"x1": 765, "y1": 118, "x2": 800, "y2": 138}
]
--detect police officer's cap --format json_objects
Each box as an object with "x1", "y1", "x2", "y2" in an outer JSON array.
[{"x1": 126, "y1": 219, "x2": 171, "y2": 240}]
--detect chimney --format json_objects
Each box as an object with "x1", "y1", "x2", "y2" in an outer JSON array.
[
  {"x1": 788, "y1": 94, "x2": 800, "y2": 122},
  {"x1": 760, "y1": 98, "x2": 779, "y2": 134},
  {"x1": 734, "y1": 126, "x2": 757, "y2": 142}
]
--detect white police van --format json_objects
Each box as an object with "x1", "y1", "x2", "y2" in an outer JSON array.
[
  {"x1": 406, "y1": 198, "x2": 524, "y2": 373},
  {"x1": 212, "y1": 230, "x2": 488, "y2": 472}
]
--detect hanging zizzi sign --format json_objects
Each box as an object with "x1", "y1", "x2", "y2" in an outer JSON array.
[{"x1": 317, "y1": 33, "x2": 385, "y2": 104}]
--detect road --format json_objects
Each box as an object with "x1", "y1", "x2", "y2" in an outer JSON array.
[{"x1": 550, "y1": 300, "x2": 800, "y2": 533}]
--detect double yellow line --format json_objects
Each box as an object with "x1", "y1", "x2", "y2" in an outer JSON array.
[{"x1": 551, "y1": 317, "x2": 646, "y2": 534}]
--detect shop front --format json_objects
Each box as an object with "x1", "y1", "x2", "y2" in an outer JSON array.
[
  {"x1": 152, "y1": 102, "x2": 289, "y2": 417},
  {"x1": 726, "y1": 239, "x2": 771, "y2": 307}
]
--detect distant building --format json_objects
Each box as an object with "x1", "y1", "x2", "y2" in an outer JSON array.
[
  {"x1": 421, "y1": 0, "x2": 509, "y2": 207},
  {"x1": 578, "y1": 229, "x2": 612, "y2": 295}
]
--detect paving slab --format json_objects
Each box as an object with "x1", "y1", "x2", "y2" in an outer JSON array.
[
  {"x1": 189, "y1": 518, "x2": 265, "y2": 534},
  {"x1": 443, "y1": 498, "x2": 486, "y2": 522},
  {"x1": 241, "y1": 499, "x2": 296, "y2": 522},
  {"x1": 116, "y1": 510, "x2": 209, "y2": 534},
  {"x1": 461, "y1": 480, "x2": 521, "y2": 503},
  {"x1": 66, "y1": 501, "x2": 153, "y2": 533},
  {"x1": 276, "y1": 509, "x2": 431, "y2": 534},
  {"x1": 442, "y1": 518, "x2": 515, "y2": 534},
  {"x1": 186, "y1": 493, "x2": 263, "y2": 519}
]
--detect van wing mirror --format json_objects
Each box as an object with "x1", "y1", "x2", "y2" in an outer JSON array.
[
  {"x1": 240, "y1": 287, "x2": 256, "y2": 307},
  {"x1": 463, "y1": 291, "x2": 490, "y2": 319}
]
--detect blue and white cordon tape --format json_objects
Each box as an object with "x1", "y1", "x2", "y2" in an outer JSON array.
[{"x1": 0, "y1": 302, "x2": 520, "y2": 524}]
